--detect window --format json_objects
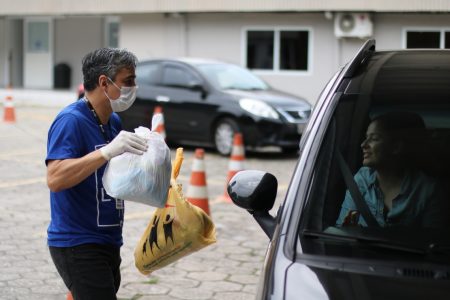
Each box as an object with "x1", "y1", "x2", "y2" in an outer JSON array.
[
  {"x1": 136, "y1": 63, "x2": 160, "y2": 85},
  {"x1": 280, "y1": 31, "x2": 309, "y2": 70},
  {"x1": 245, "y1": 29, "x2": 310, "y2": 72},
  {"x1": 446, "y1": 32, "x2": 450, "y2": 49},
  {"x1": 27, "y1": 21, "x2": 49, "y2": 52},
  {"x1": 405, "y1": 29, "x2": 450, "y2": 49},
  {"x1": 247, "y1": 31, "x2": 274, "y2": 70},
  {"x1": 162, "y1": 66, "x2": 198, "y2": 88}
]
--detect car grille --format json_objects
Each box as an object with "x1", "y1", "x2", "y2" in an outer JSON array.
[{"x1": 277, "y1": 108, "x2": 311, "y2": 123}]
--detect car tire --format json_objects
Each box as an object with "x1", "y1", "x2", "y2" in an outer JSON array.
[{"x1": 214, "y1": 118, "x2": 240, "y2": 156}]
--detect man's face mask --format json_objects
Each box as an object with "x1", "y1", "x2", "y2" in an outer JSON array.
[{"x1": 104, "y1": 77, "x2": 138, "y2": 112}]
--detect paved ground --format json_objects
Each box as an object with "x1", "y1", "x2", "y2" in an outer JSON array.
[{"x1": 0, "y1": 96, "x2": 298, "y2": 300}]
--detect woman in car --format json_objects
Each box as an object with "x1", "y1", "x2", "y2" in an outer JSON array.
[{"x1": 336, "y1": 111, "x2": 449, "y2": 228}]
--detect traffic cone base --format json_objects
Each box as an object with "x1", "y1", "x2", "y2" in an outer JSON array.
[{"x1": 3, "y1": 95, "x2": 16, "y2": 123}]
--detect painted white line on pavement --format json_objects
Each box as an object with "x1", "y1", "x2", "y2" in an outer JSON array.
[
  {"x1": 18, "y1": 111, "x2": 56, "y2": 122},
  {"x1": 0, "y1": 150, "x2": 41, "y2": 158},
  {"x1": 124, "y1": 210, "x2": 155, "y2": 220},
  {"x1": 0, "y1": 177, "x2": 46, "y2": 189},
  {"x1": 0, "y1": 156, "x2": 44, "y2": 166}
]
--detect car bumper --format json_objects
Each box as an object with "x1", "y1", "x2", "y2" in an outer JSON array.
[{"x1": 240, "y1": 118, "x2": 308, "y2": 148}]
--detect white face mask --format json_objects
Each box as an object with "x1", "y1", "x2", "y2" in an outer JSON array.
[{"x1": 104, "y1": 77, "x2": 138, "y2": 112}]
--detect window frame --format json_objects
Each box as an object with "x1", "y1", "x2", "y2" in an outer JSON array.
[
  {"x1": 160, "y1": 63, "x2": 202, "y2": 89},
  {"x1": 136, "y1": 61, "x2": 162, "y2": 86},
  {"x1": 241, "y1": 26, "x2": 313, "y2": 76},
  {"x1": 402, "y1": 27, "x2": 450, "y2": 49}
]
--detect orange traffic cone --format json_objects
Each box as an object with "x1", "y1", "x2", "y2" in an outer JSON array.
[
  {"x1": 152, "y1": 106, "x2": 166, "y2": 139},
  {"x1": 66, "y1": 291, "x2": 73, "y2": 300},
  {"x1": 186, "y1": 148, "x2": 211, "y2": 215},
  {"x1": 217, "y1": 133, "x2": 245, "y2": 203},
  {"x1": 3, "y1": 85, "x2": 16, "y2": 123}
]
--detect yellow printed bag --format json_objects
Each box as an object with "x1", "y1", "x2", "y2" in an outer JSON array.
[{"x1": 134, "y1": 148, "x2": 216, "y2": 275}]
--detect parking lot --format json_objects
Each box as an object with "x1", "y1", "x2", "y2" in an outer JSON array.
[{"x1": 0, "y1": 102, "x2": 298, "y2": 300}]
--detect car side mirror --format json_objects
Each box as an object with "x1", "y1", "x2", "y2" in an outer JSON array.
[
  {"x1": 188, "y1": 81, "x2": 207, "y2": 98},
  {"x1": 227, "y1": 170, "x2": 278, "y2": 239}
]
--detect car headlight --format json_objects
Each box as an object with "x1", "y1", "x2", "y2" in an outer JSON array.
[{"x1": 239, "y1": 98, "x2": 279, "y2": 119}]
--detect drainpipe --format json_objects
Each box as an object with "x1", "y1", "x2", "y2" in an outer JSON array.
[{"x1": 2, "y1": 17, "x2": 10, "y2": 87}]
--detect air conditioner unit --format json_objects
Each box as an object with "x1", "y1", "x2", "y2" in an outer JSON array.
[{"x1": 334, "y1": 13, "x2": 373, "y2": 38}]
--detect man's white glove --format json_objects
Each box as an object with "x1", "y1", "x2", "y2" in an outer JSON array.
[{"x1": 100, "y1": 130, "x2": 148, "y2": 161}]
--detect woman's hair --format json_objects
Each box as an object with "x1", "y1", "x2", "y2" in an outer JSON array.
[
  {"x1": 371, "y1": 111, "x2": 425, "y2": 134},
  {"x1": 82, "y1": 48, "x2": 137, "y2": 92},
  {"x1": 371, "y1": 111, "x2": 427, "y2": 166}
]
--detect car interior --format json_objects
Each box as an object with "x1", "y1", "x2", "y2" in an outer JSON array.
[{"x1": 301, "y1": 51, "x2": 450, "y2": 256}]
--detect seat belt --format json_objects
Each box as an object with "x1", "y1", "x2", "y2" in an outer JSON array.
[{"x1": 336, "y1": 150, "x2": 380, "y2": 227}]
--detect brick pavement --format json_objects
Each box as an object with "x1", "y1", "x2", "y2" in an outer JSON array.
[{"x1": 0, "y1": 102, "x2": 297, "y2": 300}]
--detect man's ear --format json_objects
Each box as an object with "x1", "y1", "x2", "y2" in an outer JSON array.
[{"x1": 98, "y1": 75, "x2": 108, "y2": 88}]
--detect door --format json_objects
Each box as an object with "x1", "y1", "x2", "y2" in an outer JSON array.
[
  {"x1": 159, "y1": 63, "x2": 216, "y2": 142},
  {"x1": 24, "y1": 18, "x2": 53, "y2": 89}
]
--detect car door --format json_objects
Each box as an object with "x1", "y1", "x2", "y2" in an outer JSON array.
[{"x1": 159, "y1": 62, "x2": 217, "y2": 143}]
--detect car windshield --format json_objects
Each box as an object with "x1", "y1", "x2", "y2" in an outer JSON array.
[
  {"x1": 299, "y1": 50, "x2": 450, "y2": 264},
  {"x1": 196, "y1": 63, "x2": 269, "y2": 91}
]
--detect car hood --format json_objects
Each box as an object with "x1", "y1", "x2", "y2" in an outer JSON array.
[{"x1": 225, "y1": 89, "x2": 311, "y2": 109}]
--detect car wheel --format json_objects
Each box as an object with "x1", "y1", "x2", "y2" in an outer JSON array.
[{"x1": 214, "y1": 118, "x2": 239, "y2": 156}]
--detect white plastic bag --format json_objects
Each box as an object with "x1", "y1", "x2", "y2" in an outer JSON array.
[{"x1": 102, "y1": 115, "x2": 171, "y2": 207}]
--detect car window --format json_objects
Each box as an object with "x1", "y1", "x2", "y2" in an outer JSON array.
[
  {"x1": 196, "y1": 63, "x2": 268, "y2": 91},
  {"x1": 161, "y1": 66, "x2": 199, "y2": 88},
  {"x1": 136, "y1": 63, "x2": 160, "y2": 85},
  {"x1": 299, "y1": 50, "x2": 450, "y2": 262}
]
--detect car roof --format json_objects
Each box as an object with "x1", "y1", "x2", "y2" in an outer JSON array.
[
  {"x1": 139, "y1": 57, "x2": 231, "y2": 67},
  {"x1": 348, "y1": 49, "x2": 450, "y2": 103}
]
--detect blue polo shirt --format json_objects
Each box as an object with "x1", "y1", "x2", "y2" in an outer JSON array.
[
  {"x1": 336, "y1": 167, "x2": 448, "y2": 228},
  {"x1": 46, "y1": 100, "x2": 124, "y2": 247}
]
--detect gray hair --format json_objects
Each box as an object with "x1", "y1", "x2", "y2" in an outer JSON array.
[{"x1": 82, "y1": 48, "x2": 137, "y2": 91}]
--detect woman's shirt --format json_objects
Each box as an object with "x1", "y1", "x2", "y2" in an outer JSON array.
[{"x1": 336, "y1": 167, "x2": 449, "y2": 227}]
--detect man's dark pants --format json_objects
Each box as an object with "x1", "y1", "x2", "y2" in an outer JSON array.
[{"x1": 49, "y1": 244, "x2": 121, "y2": 300}]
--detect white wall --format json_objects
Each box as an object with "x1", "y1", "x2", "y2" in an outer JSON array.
[
  {"x1": 119, "y1": 14, "x2": 184, "y2": 60},
  {"x1": 54, "y1": 17, "x2": 103, "y2": 90},
  {"x1": 118, "y1": 12, "x2": 450, "y2": 105},
  {"x1": 121, "y1": 12, "x2": 342, "y2": 104},
  {"x1": 374, "y1": 13, "x2": 450, "y2": 50}
]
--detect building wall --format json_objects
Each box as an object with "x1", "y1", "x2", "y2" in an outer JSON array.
[
  {"x1": 374, "y1": 13, "x2": 450, "y2": 50},
  {"x1": 121, "y1": 14, "x2": 171, "y2": 59},
  {"x1": 2, "y1": 0, "x2": 450, "y2": 15},
  {"x1": 121, "y1": 12, "x2": 343, "y2": 104},
  {"x1": 0, "y1": 19, "x2": 23, "y2": 88},
  {"x1": 2, "y1": 11, "x2": 450, "y2": 101},
  {"x1": 54, "y1": 17, "x2": 103, "y2": 90}
]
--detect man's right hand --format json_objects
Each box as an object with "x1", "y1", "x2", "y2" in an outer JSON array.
[{"x1": 100, "y1": 130, "x2": 148, "y2": 161}]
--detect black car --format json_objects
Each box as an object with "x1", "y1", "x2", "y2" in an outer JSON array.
[
  {"x1": 118, "y1": 58, "x2": 311, "y2": 155},
  {"x1": 228, "y1": 39, "x2": 450, "y2": 299}
]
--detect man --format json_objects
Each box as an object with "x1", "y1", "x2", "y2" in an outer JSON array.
[{"x1": 46, "y1": 48, "x2": 147, "y2": 299}]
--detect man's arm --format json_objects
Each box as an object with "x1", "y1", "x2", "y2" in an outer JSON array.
[
  {"x1": 47, "y1": 130, "x2": 148, "y2": 192},
  {"x1": 47, "y1": 150, "x2": 106, "y2": 192}
]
